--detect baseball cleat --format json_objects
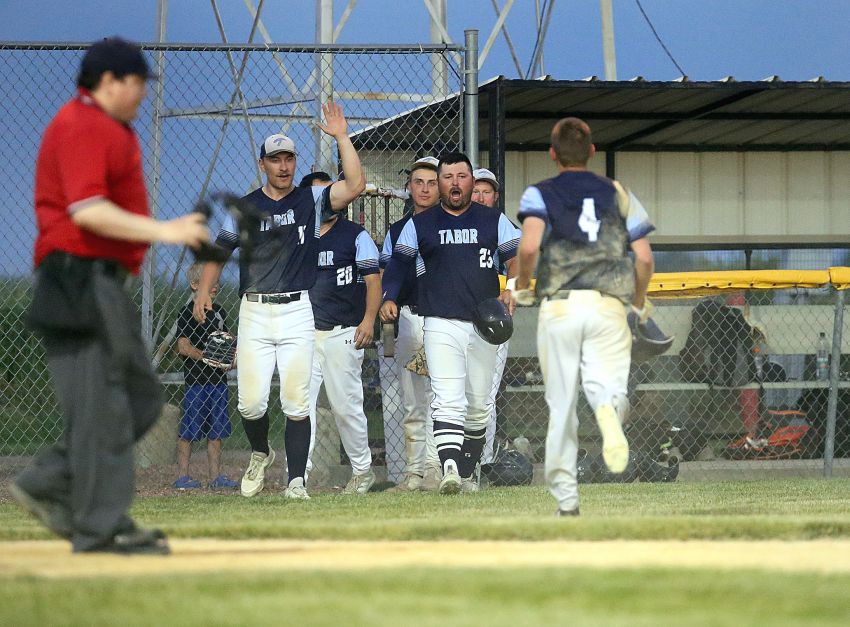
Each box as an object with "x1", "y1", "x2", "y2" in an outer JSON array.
[
  {"x1": 240, "y1": 449, "x2": 275, "y2": 497},
  {"x1": 460, "y1": 475, "x2": 480, "y2": 493},
  {"x1": 556, "y1": 507, "x2": 580, "y2": 517},
  {"x1": 421, "y1": 466, "x2": 441, "y2": 492},
  {"x1": 343, "y1": 468, "x2": 376, "y2": 494},
  {"x1": 595, "y1": 403, "x2": 629, "y2": 473},
  {"x1": 439, "y1": 461, "x2": 461, "y2": 495},
  {"x1": 386, "y1": 473, "x2": 423, "y2": 492},
  {"x1": 283, "y1": 477, "x2": 311, "y2": 500}
]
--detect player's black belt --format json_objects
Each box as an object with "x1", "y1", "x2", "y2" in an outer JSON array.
[
  {"x1": 245, "y1": 292, "x2": 302, "y2": 304},
  {"x1": 315, "y1": 323, "x2": 350, "y2": 331},
  {"x1": 402, "y1": 304, "x2": 419, "y2": 315}
]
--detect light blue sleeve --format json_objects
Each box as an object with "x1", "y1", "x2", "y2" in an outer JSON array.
[
  {"x1": 516, "y1": 186, "x2": 547, "y2": 223},
  {"x1": 355, "y1": 230, "x2": 380, "y2": 276},
  {"x1": 624, "y1": 190, "x2": 656, "y2": 242},
  {"x1": 214, "y1": 211, "x2": 240, "y2": 250},
  {"x1": 380, "y1": 230, "x2": 393, "y2": 269},
  {"x1": 393, "y1": 218, "x2": 419, "y2": 260},
  {"x1": 496, "y1": 213, "x2": 521, "y2": 261}
]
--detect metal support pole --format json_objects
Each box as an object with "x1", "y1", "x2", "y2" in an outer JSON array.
[
  {"x1": 463, "y1": 29, "x2": 479, "y2": 167},
  {"x1": 316, "y1": 0, "x2": 335, "y2": 174},
  {"x1": 600, "y1": 0, "x2": 618, "y2": 80},
  {"x1": 605, "y1": 150, "x2": 616, "y2": 179},
  {"x1": 488, "y1": 78, "x2": 505, "y2": 213},
  {"x1": 429, "y1": 0, "x2": 449, "y2": 98},
  {"x1": 143, "y1": 0, "x2": 169, "y2": 348},
  {"x1": 823, "y1": 288, "x2": 845, "y2": 477}
]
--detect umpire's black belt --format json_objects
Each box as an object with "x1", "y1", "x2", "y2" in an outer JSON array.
[
  {"x1": 245, "y1": 291, "x2": 302, "y2": 304},
  {"x1": 46, "y1": 251, "x2": 130, "y2": 282}
]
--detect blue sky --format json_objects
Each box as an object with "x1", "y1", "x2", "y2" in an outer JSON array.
[{"x1": 1, "y1": 0, "x2": 848, "y2": 81}]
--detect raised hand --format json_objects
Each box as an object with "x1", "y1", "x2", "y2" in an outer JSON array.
[{"x1": 316, "y1": 101, "x2": 348, "y2": 139}]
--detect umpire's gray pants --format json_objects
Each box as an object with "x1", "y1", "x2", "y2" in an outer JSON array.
[{"x1": 16, "y1": 270, "x2": 163, "y2": 551}]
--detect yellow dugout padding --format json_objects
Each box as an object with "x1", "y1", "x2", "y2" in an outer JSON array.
[
  {"x1": 648, "y1": 270, "x2": 836, "y2": 298},
  {"x1": 830, "y1": 266, "x2": 850, "y2": 290},
  {"x1": 499, "y1": 268, "x2": 849, "y2": 297}
]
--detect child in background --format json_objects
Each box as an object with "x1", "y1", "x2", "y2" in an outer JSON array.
[{"x1": 173, "y1": 264, "x2": 237, "y2": 490}]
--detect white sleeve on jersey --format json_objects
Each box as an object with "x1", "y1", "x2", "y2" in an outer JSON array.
[
  {"x1": 393, "y1": 217, "x2": 419, "y2": 260},
  {"x1": 216, "y1": 210, "x2": 240, "y2": 249},
  {"x1": 623, "y1": 190, "x2": 655, "y2": 242},
  {"x1": 355, "y1": 230, "x2": 380, "y2": 275},
  {"x1": 496, "y1": 213, "x2": 521, "y2": 261},
  {"x1": 380, "y1": 230, "x2": 394, "y2": 268},
  {"x1": 517, "y1": 185, "x2": 547, "y2": 222}
]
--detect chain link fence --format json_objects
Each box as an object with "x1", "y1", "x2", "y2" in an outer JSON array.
[
  {"x1": 1, "y1": 43, "x2": 848, "y2": 494},
  {"x1": 0, "y1": 42, "x2": 463, "y2": 492},
  {"x1": 494, "y1": 275, "x2": 850, "y2": 484}
]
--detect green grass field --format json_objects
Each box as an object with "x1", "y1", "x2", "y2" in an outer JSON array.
[{"x1": 2, "y1": 478, "x2": 850, "y2": 626}]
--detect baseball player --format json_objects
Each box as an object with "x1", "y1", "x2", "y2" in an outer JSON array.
[
  {"x1": 12, "y1": 38, "x2": 208, "y2": 554},
  {"x1": 193, "y1": 102, "x2": 365, "y2": 500},
  {"x1": 305, "y1": 178, "x2": 382, "y2": 495},
  {"x1": 472, "y1": 168, "x2": 512, "y2": 467},
  {"x1": 510, "y1": 117, "x2": 655, "y2": 516},
  {"x1": 379, "y1": 156, "x2": 441, "y2": 491},
  {"x1": 381, "y1": 152, "x2": 521, "y2": 495}
]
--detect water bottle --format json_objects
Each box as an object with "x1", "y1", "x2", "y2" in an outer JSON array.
[{"x1": 816, "y1": 332, "x2": 830, "y2": 381}]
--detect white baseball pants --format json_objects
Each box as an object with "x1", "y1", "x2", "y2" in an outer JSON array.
[
  {"x1": 307, "y1": 325, "x2": 372, "y2": 475},
  {"x1": 236, "y1": 293, "x2": 315, "y2": 420},
  {"x1": 537, "y1": 291, "x2": 631, "y2": 512},
  {"x1": 424, "y1": 316, "x2": 499, "y2": 431}
]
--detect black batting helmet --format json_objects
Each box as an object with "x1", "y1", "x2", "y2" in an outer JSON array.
[
  {"x1": 473, "y1": 298, "x2": 513, "y2": 345},
  {"x1": 636, "y1": 453, "x2": 680, "y2": 483},
  {"x1": 481, "y1": 449, "x2": 533, "y2": 486},
  {"x1": 628, "y1": 311, "x2": 674, "y2": 363}
]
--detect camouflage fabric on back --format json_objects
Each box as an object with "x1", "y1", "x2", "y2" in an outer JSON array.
[{"x1": 533, "y1": 171, "x2": 638, "y2": 304}]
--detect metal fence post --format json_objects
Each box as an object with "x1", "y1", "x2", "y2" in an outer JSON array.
[
  {"x1": 463, "y1": 29, "x2": 479, "y2": 168},
  {"x1": 823, "y1": 287, "x2": 846, "y2": 477}
]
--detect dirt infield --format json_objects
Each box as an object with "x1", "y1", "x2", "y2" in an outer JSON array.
[{"x1": 3, "y1": 539, "x2": 850, "y2": 578}]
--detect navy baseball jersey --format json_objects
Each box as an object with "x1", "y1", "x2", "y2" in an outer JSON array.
[
  {"x1": 215, "y1": 185, "x2": 334, "y2": 295},
  {"x1": 380, "y1": 213, "x2": 421, "y2": 308},
  {"x1": 176, "y1": 301, "x2": 229, "y2": 386},
  {"x1": 310, "y1": 217, "x2": 380, "y2": 329},
  {"x1": 517, "y1": 170, "x2": 655, "y2": 304},
  {"x1": 382, "y1": 202, "x2": 520, "y2": 321}
]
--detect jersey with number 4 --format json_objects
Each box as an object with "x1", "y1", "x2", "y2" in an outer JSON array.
[
  {"x1": 383, "y1": 203, "x2": 520, "y2": 321},
  {"x1": 310, "y1": 217, "x2": 380, "y2": 328},
  {"x1": 517, "y1": 170, "x2": 654, "y2": 304},
  {"x1": 215, "y1": 185, "x2": 333, "y2": 295}
]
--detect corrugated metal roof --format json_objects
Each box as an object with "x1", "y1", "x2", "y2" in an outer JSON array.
[{"x1": 351, "y1": 77, "x2": 850, "y2": 153}]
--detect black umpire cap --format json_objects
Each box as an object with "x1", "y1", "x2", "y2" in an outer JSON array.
[{"x1": 79, "y1": 37, "x2": 157, "y2": 82}]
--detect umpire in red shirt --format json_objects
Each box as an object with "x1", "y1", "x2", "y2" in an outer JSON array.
[{"x1": 9, "y1": 38, "x2": 209, "y2": 554}]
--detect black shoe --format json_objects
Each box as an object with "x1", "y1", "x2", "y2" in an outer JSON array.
[
  {"x1": 555, "y1": 507, "x2": 580, "y2": 517},
  {"x1": 8, "y1": 482, "x2": 73, "y2": 539},
  {"x1": 85, "y1": 527, "x2": 171, "y2": 555}
]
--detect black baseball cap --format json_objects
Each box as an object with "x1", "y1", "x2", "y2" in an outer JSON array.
[{"x1": 79, "y1": 37, "x2": 157, "y2": 81}]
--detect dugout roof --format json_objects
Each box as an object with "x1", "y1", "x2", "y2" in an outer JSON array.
[{"x1": 350, "y1": 76, "x2": 850, "y2": 154}]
